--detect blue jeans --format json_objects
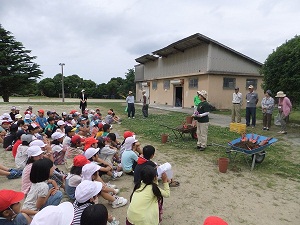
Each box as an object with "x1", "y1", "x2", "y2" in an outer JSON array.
[
  {"x1": 41, "y1": 184, "x2": 63, "y2": 209},
  {"x1": 246, "y1": 107, "x2": 256, "y2": 126}
]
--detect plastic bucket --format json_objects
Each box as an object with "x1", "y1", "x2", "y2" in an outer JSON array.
[
  {"x1": 186, "y1": 116, "x2": 193, "y2": 124},
  {"x1": 218, "y1": 158, "x2": 229, "y2": 173},
  {"x1": 161, "y1": 134, "x2": 168, "y2": 143}
]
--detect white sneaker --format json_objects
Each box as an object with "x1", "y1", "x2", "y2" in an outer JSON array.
[
  {"x1": 106, "y1": 182, "x2": 117, "y2": 189},
  {"x1": 112, "y1": 197, "x2": 128, "y2": 208},
  {"x1": 115, "y1": 171, "x2": 123, "y2": 177},
  {"x1": 114, "y1": 189, "x2": 120, "y2": 195}
]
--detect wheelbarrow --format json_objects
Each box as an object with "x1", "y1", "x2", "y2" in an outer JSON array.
[
  {"x1": 213, "y1": 134, "x2": 278, "y2": 171},
  {"x1": 160, "y1": 124, "x2": 197, "y2": 140}
]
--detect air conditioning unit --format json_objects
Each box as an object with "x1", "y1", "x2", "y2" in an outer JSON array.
[
  {"x1": 142, "y1": 82, "x2": 149, "y2": 86},
  {"x1": 170, "y1": 79, "x2": 184, "y2": 85}
]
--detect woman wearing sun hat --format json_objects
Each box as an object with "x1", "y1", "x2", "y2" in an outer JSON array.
[{"x1": 275, "y1": 91, "x2": 292, "y2": 134}]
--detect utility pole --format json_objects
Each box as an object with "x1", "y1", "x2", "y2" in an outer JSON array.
[{"x1": 59, "y1": 63, "x2": 65, "y2": 102}]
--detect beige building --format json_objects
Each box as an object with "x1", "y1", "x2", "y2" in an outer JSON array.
[{"x1": 134, "y1": 33, "x2": 263, "y2": 110}]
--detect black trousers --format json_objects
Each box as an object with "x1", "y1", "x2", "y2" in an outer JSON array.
[
  {"x1": 142, "y1": 104, "x2": 149, "y2": 117},
  {"x1": 127, "y1": 103, "x2": 135, "y2": 118}
]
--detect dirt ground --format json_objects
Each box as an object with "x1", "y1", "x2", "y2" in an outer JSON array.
[{"x1": 0, "y1": 102, "x2": 299, "y2": 225}]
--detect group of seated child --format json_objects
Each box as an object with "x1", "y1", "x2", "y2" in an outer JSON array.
[{"x1": 0, "y1": 105, "x2": 184, "y2": 225}]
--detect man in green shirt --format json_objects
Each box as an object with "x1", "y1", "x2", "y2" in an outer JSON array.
[{"x1": 192, "y1": 90, "x2": 210, "y2": 151}]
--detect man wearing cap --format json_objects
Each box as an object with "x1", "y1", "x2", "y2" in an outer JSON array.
[
  {"x1": 79, "y1": 89, "x2": 88, "y2": 114},
  {"x1": 192, "y1": 90, "x2": 210, "y2": 151},
  {"x1": 232, "y1": 87, "x2": 243, "y2": 123},
  {"x1": 245, "y1": 85, "x2": 259, "y2": 128},
  {"x1": 0, "y1": 189, "x2": 31, "y2": 225},
  {"x1": 275, "y1": 91, "x2": 292, "y2": 134},
  {"x1": 126, "y1": 91, "x2": 135, "y2": 119}
]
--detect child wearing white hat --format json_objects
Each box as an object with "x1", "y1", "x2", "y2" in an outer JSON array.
[
  {"x1": 81, "y1": 163, "x2": 128, "y2": 209},
  {"x1": 72, "y1": 180, "x2": 103, "y2": 225},
  {"x1": 51, "y1": 132, "x2": 65, "y2": 165},
  {"x1": 31, "y1": 202, "x2": 74, "y2": 225}
]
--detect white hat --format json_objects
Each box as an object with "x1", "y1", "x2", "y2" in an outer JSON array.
[
  {"x1": 57, "y1": 120, "x2": 65, "y2": 126},
  {"x1": 15, "y1": 114, "x2": 22, "y2": 119},
  {"x1": 75, "y1": 180, "x2": 102, "y2": 203},
  {"x1": 81, "y1": 89, "x2": 85, "y2": 92},
  {"x1": 51, "y1": 132, "x2": 65, "y2": 140},
  {"x1": 2, "y1": 113, "x2": 10, "y2": 119},
  {"x1": 24, "y1": 114, "x2": 31, "y2": 120},
  {"x1": 199, "y1": 90, "x2": 208, "y2": 99},
  {"x1": 197, "y1": 90, "x2": 201, "y2": 95},
  {"x1": 82, "y1": 163, "x2": 101, "y2": 181},
  {"x1": 30, "y1": 114, "x2": 37, "y2": 119},
  {"x1": 27, "y1": 146, "x2": 44, "y2": 157},
  {"x1": 84, "y1": 147, "x2": 100, "y2": 160},
  {"x1": 124, "y1": 136, "x2": 138, "y2": 150},
  {"x1": 275, "y1": 91, "x2": 286, "y2": 98},
  {"x1": 21, "y1": 134, "x2": 33, "y2": 143},
  {"x1": 29, "y1": 140, "x2": 47, "y2": 148},
  {"x1": 31, "y1": 202, "x2": 74, "y2": 225},
  {"x1": 248, "y1": 85, "x2": 254, "y2": 89}
]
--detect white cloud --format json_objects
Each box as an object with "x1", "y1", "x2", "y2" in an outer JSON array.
[{"x1": 1, "y1": 0, "x2": 299, "y2": 83}]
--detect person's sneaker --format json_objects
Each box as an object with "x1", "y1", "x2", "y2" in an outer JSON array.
[
  {"x1": 132, "y1": 117, "x2": 135, "y2": 119},
  {"x1": 262, "y1": 127, "x2": 267, "y2": 130},
  {"x1": 115, "y1": 171, "x2": 123, "y2": 177},
  {"x1": 106, "y1": 182, "x2": 117, "y2": 189},
  {"x1": 112, "y1": 197, "x2": 128, "y2": 208},
  {"x1": 113, "y1": 189, "x2": 120, "y2": 195},
  {"x1": 281, "y1": 131, "x2": 287, "y2": 134},
  {"x1": 198, "y1": 147, "x2": 206, "y2": 151},
  {"x1": 196, "y1": 146, "x2": 201, "y2": 150},
  {"x1": 128, "y1": 117, "x2": 131, "y2": 119},
  {"x1": 277, "y1": 131, "x2": 283, "y2": 134},
  {"x1": 7, "y1": 169, "x2": 22, "y2": 179},
  {"x1": 266, "y1": 127, "x2": 269, "y2": 131}
]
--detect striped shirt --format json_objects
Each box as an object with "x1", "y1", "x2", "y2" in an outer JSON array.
[{"x1": 72, "y1": 201, "x2": 93, "y2": 225}]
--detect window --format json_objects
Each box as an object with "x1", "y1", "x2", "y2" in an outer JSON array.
[
  {"x1": 223, "y1": 77, "x2": 236, "y2": 89},
  {"x1": 163, "y1": 80, "x2": 170, "y2": 90},
  {"x1": 246, "y1": 79, "x2": 257, "y2": 89},
  {"x1": 152, "y1": 81, "x2": 157, "y2": 90},
  {"x1": 138, "y1": 82, "x2": 143, "y2": 90},
  {"x1": 189, "y1": 78, "x2": 198, "y2": 89}
]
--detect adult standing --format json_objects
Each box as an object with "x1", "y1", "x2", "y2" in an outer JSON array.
[
  {"x1": 245, "y1": 85, "x2": 258, "y2": 128},
  {"x1": 275, "y1": 91, "x2": 292, "y2": 134},
  {"x1": 79, "y1": 89, "x2": 87, "y2": 114},
  {"x1": 192, "y1": 90, "x2": 210, "y2": 151},
  {"x1": 126, "y1": 91, "x2": 135, "y2": 119},
  {"x1": 142, "y1": 90, "x2": 149, "y2": 118},
  {"x1": 261, "y1": 90, "x2": 274, "y2": 130},
  {"x1": 231, "y1": 87, "x2": 242, "y2": 123}
]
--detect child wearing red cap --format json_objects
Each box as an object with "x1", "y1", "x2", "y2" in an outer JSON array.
[
  {"x1": 64, "y1": 135, "x2": 85, "y2": 171},
  {"x1": 65, "y1": 155, "x2": 90, "y2": 200},
  {"x1": 0, "y1": 189, "x2": 31, "y2": 225}
]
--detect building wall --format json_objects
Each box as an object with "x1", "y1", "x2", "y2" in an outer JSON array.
[
  {"x1": 136, "y1": 74, "x2": 264, "y2": 110},
  {"x1": 208, "y1": 44, "x2": 260, "y2": 74},
  {"x1": 135, "y1": 64, "x2": 144, "y2": 81},
  {"x1": 144, "y1": 44, "x2": 209, "y2": 80}
]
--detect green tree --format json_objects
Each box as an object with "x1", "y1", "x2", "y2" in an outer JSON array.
[
  {"x1": 0, "y1": 24, "x2": 42, "y2": 102},
  {"x1": 261, "y1": 35, "x2": 300, "y2": 105}
]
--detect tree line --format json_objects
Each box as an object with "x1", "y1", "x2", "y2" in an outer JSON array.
[{"x1": 1, "y1": 24, "x2": 299, "y2": 104}]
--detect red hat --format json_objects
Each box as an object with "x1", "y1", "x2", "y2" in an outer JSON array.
[
  {"x1": 124, "y1": 130, "x2": 135, "y2": 139},
  {"x1": 84, "y1": 137, "x2": 98, "y2": 151},
  {"x1": 38, "y1": 109, "x2": 45, "y2": 114},
  {"x1": 0, "y1": 190, "x2": 25, "y2": 211},
  {"x1": 71, "y1": 135, "x2": 85, "y2": 145},
  {"x1": 98, "y1": 123, "x2": 104, "y2": 129},
  {"x1": 73, "y1": 155, "x2": 90, "y2": 167},
  {"x1": 203, "y1": 216, "x2": 228, "y2": 225},
  {"x1": 70, "y1": 110, "x2": 77, "y2": 114}
]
